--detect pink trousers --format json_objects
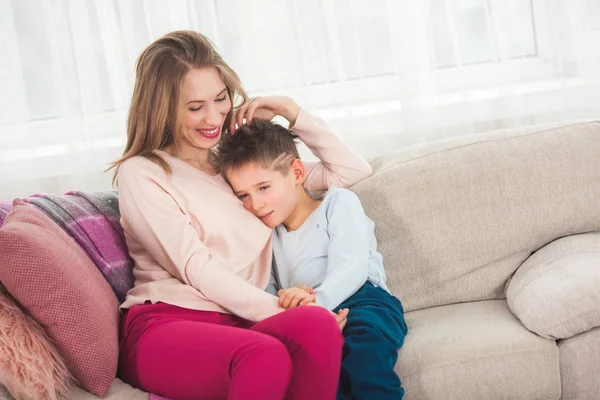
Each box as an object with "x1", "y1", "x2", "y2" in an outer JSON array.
[{"x1": 118, "y1": 302, "x2": 343, "y2": 400}]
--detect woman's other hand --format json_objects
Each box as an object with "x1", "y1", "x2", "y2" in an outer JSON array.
[
  {"x1": 278, "y1": 286, "x2": 316, "y2": 309},
  {"x1": 230, "y1": 96, "x2": 300, "y2": 133}
]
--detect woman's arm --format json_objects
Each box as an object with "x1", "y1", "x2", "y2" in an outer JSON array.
[
  {"x1": 291, "y1": 108, "x2": 373, "y2": 191},
  {"x1": 230, "y1": 96, "x2": 373, "y2": 192},
  {"x1": 118, "y1": 159, "x2": 283, "y2": 322}
]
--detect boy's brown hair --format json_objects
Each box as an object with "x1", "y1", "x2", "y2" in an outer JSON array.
[{"x1": 215, "y1": 119, "x2": 300, "y2": 181}]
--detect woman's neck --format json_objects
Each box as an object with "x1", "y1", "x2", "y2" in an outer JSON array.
[{"x1": 165, "y1": 145, "x2": 217, "y2": 176}]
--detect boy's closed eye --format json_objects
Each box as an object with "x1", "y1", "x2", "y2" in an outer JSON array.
[{"x1": 236, "y1": 185, "x2": 270, "y2": 200}]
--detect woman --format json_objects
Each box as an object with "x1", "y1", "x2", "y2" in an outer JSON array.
[{"x1": 110, "y1": 30, "x2": 372, "y2": 400}]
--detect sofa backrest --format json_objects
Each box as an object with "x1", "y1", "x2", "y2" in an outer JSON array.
[{"x1": 352, "y1": 120, "x2": 600, "y2": 313}]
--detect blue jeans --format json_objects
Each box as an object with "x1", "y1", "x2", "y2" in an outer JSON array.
[{"x1": 334, "y1": 282, "x2": 408, "y2": 400}]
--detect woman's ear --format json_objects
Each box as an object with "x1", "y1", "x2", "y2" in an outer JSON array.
[{"x1": 291, "y1": 158, "x2": 306, "y2": 185}]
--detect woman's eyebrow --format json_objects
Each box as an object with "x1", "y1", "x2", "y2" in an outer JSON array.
[{"x1": 186, "y1": 88, "x2": 227, "y2": 105}]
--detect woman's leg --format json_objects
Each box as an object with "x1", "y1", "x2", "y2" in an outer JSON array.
[
  {"x1": 119, "y1": 302, "x2": 292, "y2": 400},
  {"x1": 250, "y1": 306, "x2": 344, "y2": 400},
  {"x1": 334, "y1": 283, "x2": 408, "y2": 400}
]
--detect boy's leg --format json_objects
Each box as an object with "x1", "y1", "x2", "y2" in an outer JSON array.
[
  {"x1": 336, "y1": 351, "x2": 353, "y2": 400},
  {"x1": 335, "y1": 283, "x2": 408, "y2": 400},
  {"x1": 251, "y1": 306, "x2": 344, "y2": 400}
]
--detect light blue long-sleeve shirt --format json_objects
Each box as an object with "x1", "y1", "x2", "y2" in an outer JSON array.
[{"x1": 268, "y1": 186, "x2": 390, "y2": 310}]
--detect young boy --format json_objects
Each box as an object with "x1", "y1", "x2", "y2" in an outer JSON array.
[{"x1": 215, "y1": 119, "x2": 408, "y2": 400}]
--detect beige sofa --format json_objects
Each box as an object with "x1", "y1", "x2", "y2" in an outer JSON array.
[
  {"x1": 2, "y1": 119, "x2": 599, "y2": 399},
  {"x1": 351, "y1": 119, "x2": 600, "y2": 399}
]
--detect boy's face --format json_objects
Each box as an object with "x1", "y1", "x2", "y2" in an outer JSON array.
[{"x1": 227, "y1": 160, "x2": 303, "y2": 228}]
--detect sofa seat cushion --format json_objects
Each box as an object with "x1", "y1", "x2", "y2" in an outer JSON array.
[
  {"x1": 506, "y1": 232, "x2": 600, "y2": 339},
  {"x1": 397, "y1": 300, "x2": 560, "y2": 400},
  {"x1": 0, "y1": 378, "x2": 150, "y2": 400},
  {"x1": 65, "y1": 378, "x2": 149, "y2": 400},
  {"x1": 558, "y1": 326, "x2": 600, "y2": 400}
]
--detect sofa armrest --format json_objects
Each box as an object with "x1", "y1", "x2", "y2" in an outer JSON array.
[{"x1": 506, "y1": 233, "x2": 600, "y2": 339}]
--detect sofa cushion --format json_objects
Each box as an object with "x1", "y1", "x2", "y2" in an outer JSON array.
[
  {"x1": 397, "y1": 300, "x2": 560, "y2": 400},
  {"x1": 0, "y1": 285, "x2": 73, "y2": 399},
  {"x1": 506, "y1": 232, "x2": 600, "y2": 339},
  {"x1": 351, "y1": 120, "x2": 600, "y2": 312},
  {"x1": 558, "y1": 326, "x2": 600, "y2": 400},
  {"x1": 0, "y1": 200, "x2": 120, "y2": 397}
]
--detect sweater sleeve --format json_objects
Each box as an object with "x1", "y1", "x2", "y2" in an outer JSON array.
[
  {"x1": 118, "y1": 160, "x2": 283, "y2": 322},
  {"x1": 314, "y1": 190, "x2": 371, "y2": 310},
  {"x1": 291, "y1": 109, "x2": 373, "y2": 192}
]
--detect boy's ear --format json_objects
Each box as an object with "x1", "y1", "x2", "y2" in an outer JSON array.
[{"x1": 291, "y1": 158, "x2": 306, "y2": 185}]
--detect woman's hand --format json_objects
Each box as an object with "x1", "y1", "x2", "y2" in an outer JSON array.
[
  {"x1": 278, "y1": 286, "x2": 316, "y2": 309},
  {"x1": 229, "y1": 96, "x2": 300, "y2": 133}
]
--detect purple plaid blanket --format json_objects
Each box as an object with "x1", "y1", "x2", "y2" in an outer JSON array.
[
  {"x1": 0, "y1": 201, "x2": 11, "y2": 228},
  {"x1": 23, "y1": 191, "x2": 134, "y2": 303}
]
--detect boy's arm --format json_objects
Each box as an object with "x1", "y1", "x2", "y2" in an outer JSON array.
[
  {"x1": 265, "y1": 263, "x2": 280, "y2": 295},
  {"x1": 314, "y1": 190, "x2": 371, "y2": 310}
]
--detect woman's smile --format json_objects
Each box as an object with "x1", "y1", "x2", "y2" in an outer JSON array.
[{"x1": 197, "y1": 126, "x2": 220, "y2": 139}]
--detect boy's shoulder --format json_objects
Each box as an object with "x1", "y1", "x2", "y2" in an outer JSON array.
[{"x1": 322, "y1": 186, "x2": 363, "y2": 213}]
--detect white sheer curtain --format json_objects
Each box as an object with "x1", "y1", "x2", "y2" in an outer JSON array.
[{"x1": 1, "y1": 0, "x2": 600, "y2": 198}]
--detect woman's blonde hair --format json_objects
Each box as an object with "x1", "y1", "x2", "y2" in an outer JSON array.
[{"x1": 108, "y1": 30, "x2": 248, "y2": 183}]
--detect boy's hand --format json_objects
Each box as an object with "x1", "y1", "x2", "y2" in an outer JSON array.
[
  {"x1": 333, "y1": 308, "x2": 349, "y2": 331},
  {"x1": 304, "y1": 302, "x2": 349, "y2": 331},
  {"x1": 278, "y1": 286, "x2": 316, "y2": 309}
]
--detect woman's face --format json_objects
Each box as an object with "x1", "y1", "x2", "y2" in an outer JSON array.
[{"x1": 180, "y1": 67, "x2": 232, "y2": 150}]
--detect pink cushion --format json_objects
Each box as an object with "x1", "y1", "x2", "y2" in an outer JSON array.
[
  {"x1": 0, "y1": 285, "x2": 73, "y2": 399},
  {"x1": 0, "y1": 200, "x2": 119, "y2": 397}
]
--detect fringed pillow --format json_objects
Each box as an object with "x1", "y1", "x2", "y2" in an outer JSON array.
[{"x1": 0, "y1": 286, "x2": 73, "y2": 400}]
